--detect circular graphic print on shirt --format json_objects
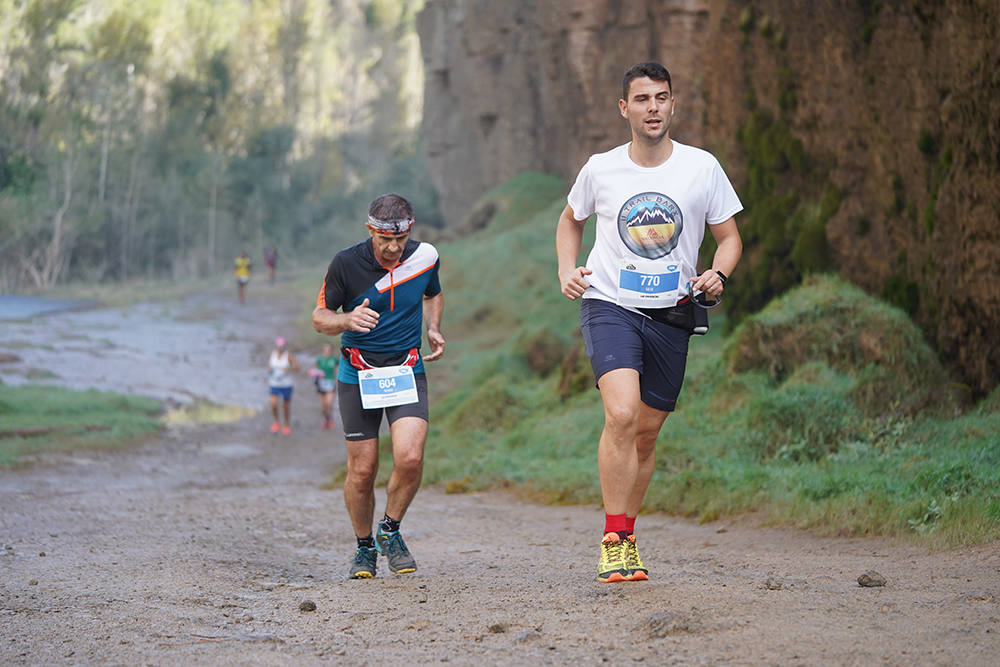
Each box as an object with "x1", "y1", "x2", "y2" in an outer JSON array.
[{"x1": 617, "y1": 192, "x2": 684, "y2": 259}]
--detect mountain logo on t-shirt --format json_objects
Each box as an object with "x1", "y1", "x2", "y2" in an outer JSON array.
[{"x1": 617, "y1": 192, "x2": 684, "y2": 259}]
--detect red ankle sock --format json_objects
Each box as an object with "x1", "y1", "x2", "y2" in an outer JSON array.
[
  {"x1": 626, "y1": 516, "x2": 636, "y2": 535},
  {"x1": 604, "y1": 513, "x2": 627, "y2": 536}
]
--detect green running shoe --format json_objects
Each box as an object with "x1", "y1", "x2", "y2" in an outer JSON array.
[
  {"x1": 624, "y1": 534, "x2": 648, "y2": 581},
  {"x1": 375, "y1": 527, "x2": 417, "y2": 574},
  {"x1": 349, "y1": 545, "x2": 377, "y2": 579},
  {"x1": 597, "y1": 533, "x2": 628, "y2": 583}
]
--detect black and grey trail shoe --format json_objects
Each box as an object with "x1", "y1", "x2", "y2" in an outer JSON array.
[
  {"x1": 350, "y1": 545, "x2": 378, "y2": 579},
  {"x1": 375, "y1": 527, "x2": 417, "y2": 574}
]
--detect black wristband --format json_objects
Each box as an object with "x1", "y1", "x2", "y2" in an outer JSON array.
[{"x1": 715, "y1": 270, "x2": 728, "y2": 285}]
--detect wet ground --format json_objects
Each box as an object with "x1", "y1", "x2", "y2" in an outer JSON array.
[
  {"x1": 2, "y1": 281, "x2": 999, "y2": 665},
  {"x1": 0, "y1": 296, "x2": 96, "y2": 321},
  {"x1": 0, "y1": 288, "x2": 288, "y2": 408}
]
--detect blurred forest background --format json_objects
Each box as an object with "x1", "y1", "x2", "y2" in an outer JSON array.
[
  {"x1": 2, "y1": 0, "x2": 998, "y2": 397},
  {"x1": 0, "y1": 0, "x2": 436, "y2": 289}
]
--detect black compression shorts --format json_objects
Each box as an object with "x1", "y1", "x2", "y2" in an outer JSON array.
[{"x1": 337, "y1": 373, "x2": 429, "y2": 441}]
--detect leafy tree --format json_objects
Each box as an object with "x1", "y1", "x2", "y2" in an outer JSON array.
[{"x1": 0, "y1": 0, "x2": 437, "y2": 290}]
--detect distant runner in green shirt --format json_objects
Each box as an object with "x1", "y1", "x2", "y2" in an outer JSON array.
[{"x1": 312, "y1": 343, "x2": 339, "y2": 430}]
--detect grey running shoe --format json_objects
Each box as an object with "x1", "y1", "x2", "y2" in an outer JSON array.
[
  {"x1": 375, "y1": 527, "x2": 417, "y2": 574},
  {"x1": 349, "y1": 545, "x2": 377, "y2": 579}
]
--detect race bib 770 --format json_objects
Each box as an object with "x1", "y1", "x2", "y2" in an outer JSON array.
[{"x1": 617, "y1": 258, "x2": 681, "y2": 308}]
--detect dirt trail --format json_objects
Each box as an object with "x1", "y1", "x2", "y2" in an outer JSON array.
[{"x1": 2, "y1": 282, "x2": 999, "y2": 665}]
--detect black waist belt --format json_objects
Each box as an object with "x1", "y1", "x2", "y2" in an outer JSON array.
[{"x1": 638, "y1": 297, "x2": 694, "y2": 330}]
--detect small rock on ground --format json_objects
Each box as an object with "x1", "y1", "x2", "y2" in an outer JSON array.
[{"x1": 858, "y1": 570, "x2": 887, "y2": 587}]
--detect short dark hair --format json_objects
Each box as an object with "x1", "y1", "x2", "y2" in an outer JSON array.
[
  {"x1": 368, "y1": 193, "x2": 413, "y2": 222},
  {"x1": 622, "y1": 62, "x2": 672, "y2": 100}
]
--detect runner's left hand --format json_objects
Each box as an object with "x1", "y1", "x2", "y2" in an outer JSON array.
[
  {"x1": 424, "y1": 329, "x2": 446, "y2": 361},
  {"x1": 690, "y1": 271, "x2": 725, "y2": 298}
]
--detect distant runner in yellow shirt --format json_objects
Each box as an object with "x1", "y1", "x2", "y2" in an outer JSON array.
[{"x1": 234, "y1": 250, "x2": 252, "y2": 305}]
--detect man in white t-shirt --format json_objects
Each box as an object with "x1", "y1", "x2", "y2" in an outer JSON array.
[{"x1": 556, "y1": 61, "x2": 743, "y2": 583}]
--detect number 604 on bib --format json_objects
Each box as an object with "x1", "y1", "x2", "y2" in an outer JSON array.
[{"x1": 359, "y1": 365, "x2": 419, "y2": 409}]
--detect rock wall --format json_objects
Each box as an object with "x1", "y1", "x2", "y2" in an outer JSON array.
[
  {"x1": 417, "y1": 0, "x2": 713, "y2": 224},
  {"x1": 417, "y1": 0, "x2": 1000, "y2": 396}
]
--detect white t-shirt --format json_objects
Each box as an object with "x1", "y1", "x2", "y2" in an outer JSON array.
[
  {"x1": 567, "y1": 140, "x2": 743, "y2": 311},
  {"x1": 269, "y1": 350, "x2": 293, "y2": 388}
]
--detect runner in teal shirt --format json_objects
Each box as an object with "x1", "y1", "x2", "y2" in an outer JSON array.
[{"x1": 313, "y1": 343, "x2": 339, "y2": 430}]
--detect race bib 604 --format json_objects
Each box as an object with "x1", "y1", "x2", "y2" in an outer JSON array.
[{"x1": 359, "y1": 365, "x2": 418, "y2": 409}]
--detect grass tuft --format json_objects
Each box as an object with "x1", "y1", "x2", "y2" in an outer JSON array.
[{"x1": 0, "y1": 385, "x2": 162, "y2": 466}]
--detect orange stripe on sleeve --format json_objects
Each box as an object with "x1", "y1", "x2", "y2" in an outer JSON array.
[{"x1": 316, "y1": 282, "x2": 326, "y2": 308}]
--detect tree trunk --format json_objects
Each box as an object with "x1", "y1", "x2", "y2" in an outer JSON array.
[
  {"x1": 208, "y1": 153, "x2": 218, "y2": 274},
  {"x1": 42, "y1": 145, "x2": 74, "y2": 286},
  {"x1": 121, "y1": 145, "x2": 142, "y2": 282},
  {"x1": 45, "y1": 152, "x2": 73, "y2": 284},
  {"x1": 19, "y1": 144, "x2": 75, "y2": 289},
  {"x1": 98, "y1": 122, "x2": 110, "y2": 204}
]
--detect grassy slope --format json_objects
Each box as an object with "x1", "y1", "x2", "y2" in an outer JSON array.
[
  {"x1": 0, "y1": 385, "x2": 162, "y2": 466},
  {"x1": 406, "y1": 172, "x2": 999, "y2": 547}
]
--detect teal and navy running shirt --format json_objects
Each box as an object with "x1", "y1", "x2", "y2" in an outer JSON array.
[{"x1": 316, "y1": 238, "x2": 441, "y2": 384}]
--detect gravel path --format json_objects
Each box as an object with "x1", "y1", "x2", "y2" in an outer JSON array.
[{"x1": 2, "y1": 283, "x2": 999, "y2": 665}]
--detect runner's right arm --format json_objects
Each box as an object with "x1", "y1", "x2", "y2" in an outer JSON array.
[
  {"x1": 556, "y1": 204, "x2": 592, "y2": 300},
  {"x1": 312, "y1": 298, "x2": 380, "y2": 335},
  {"x1": 312, "y1": 256, "x2": 381, "y2": 335}
]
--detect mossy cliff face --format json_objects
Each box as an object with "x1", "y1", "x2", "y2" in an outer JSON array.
[
  {"x1": 417, "y1": 0, "x2": 999, "y2": 395},
  {"x1": 703, "y1": 1, "x2": 1000, "y2": 398}
]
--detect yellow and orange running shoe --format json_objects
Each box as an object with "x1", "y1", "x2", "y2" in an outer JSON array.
[
  {"x1": 624, "y1": 534, "x2": 648, "y2": 581},
  {"x1": 597, "y1": 533, "x2": 629, "y2": 583}
]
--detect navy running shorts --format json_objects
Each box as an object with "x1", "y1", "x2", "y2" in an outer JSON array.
[
  {"x1": 580, "y1": 298, "x2": 690, "y2": 412},
  {"x1": 269, "y1": 385, "x2": 293, "y2": 401},
  {"x1": 338, "y1": 373, "x2": 429, "y2": 441}
]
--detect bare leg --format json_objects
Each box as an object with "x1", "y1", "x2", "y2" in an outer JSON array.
[
  {"x1": 596, "y1": 368, "x2": 642, "y2": 515},
  {"x1": 344, "y1": 438, "x2": 379, "y2": 537},
  {"x1": 282, "y1": 399, "x2": 292, "y2": 426},
  {"x1": 269, "y1": 394, "x2": 279, "y2": 422},
  {"x1": 383, "y1": 417, "x2": 427, "y2": 521},
  {"x1": 626, "y1": 403, "x2": 670, "y2": 517}
]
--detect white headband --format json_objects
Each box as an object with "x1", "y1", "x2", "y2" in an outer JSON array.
[{"x1": 366, "y1": 215, "x2": 414, "y2": 234}]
